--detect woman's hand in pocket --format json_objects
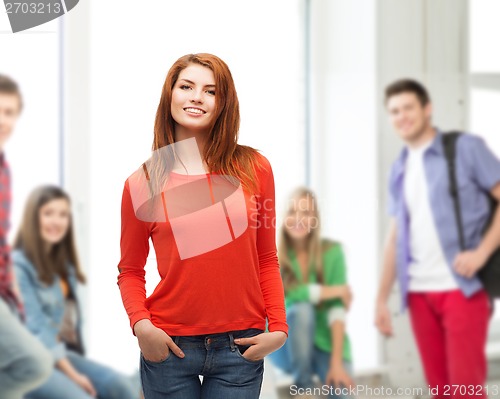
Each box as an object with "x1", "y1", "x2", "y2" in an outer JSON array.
[
  {"x1": 134, "y1": 319, "x2": 184, "y2": 362},
  {"x1": 234, "y1": 331, "x2": 287, "y2": 362}
]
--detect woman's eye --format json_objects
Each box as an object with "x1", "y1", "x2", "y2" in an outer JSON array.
[
  {"x1": 207, "y1": 90, "x2": 216, "y2": 96},
  {"x1": 180, "y1": 85, "x2": 191, "y2": 90}
]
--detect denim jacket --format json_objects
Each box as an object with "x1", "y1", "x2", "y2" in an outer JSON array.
[{"x1": 12, "y1": 249, "x2": 84, "y2": 363}]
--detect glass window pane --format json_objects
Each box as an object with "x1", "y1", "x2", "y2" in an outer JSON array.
[
  {"x1": 85, "y1": 0, "x2": 304, "y2": 374},
  {"x1": 470, "y1": 88, "x2": 500, "y2": 157},
  {"x1": 470, "y1": 88, "x2": 500, "y2": 324},
  {"x1": 0, "y1": 25, "x2": 61, "y2": 240},
  {"x1": 470, "y1": 0, "x2": 500, "y2": 73}
]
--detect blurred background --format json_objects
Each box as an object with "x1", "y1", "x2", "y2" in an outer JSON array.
[{"x1": 1, "y1": 0, "x2": 500, "y2": 397}]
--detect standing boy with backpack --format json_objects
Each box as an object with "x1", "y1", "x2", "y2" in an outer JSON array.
[{"x1": 374, "y1": 78, "x2": 500, "y2": 398}]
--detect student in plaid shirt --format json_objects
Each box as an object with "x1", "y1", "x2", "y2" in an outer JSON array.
[{"x1": 0, "y1": 75, "x2": 52, "y2": 399}]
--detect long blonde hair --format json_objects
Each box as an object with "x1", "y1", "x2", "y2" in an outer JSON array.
[{"x1": 278, "y1": 187, "x2": 328, "y2": 292}]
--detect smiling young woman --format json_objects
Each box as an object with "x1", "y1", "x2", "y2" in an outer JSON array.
[{"x1": 117, "y1": 53, "x2": 288, "y2": 399}]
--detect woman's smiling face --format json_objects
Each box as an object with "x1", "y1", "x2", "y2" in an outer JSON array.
[
  {"x1": 39, "y1": 198, "x2": 71, "y2": 246},
  {"x1": 284, "y1": 195, "x2": 318, "y2": 240},
  {"x1": 171, "y1": 63, "x2": 217, "y2": 135}
]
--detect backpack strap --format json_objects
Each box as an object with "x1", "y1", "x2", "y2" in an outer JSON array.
[{"x1": 442, "y1": 131, "x2": 466, "y2": 250}]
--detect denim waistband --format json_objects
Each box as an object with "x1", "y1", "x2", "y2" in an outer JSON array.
[{"x1": 172, "y1": 328, "x2": 263, "y2": 350}]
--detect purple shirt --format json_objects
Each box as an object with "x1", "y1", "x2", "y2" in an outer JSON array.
[{"x1": 388, "y1": 129, "x2": 500, "y2": 310}]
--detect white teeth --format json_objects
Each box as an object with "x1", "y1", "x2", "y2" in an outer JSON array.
[{"x1": 184, "y1": 108, "x2": 204, "y2": 114}]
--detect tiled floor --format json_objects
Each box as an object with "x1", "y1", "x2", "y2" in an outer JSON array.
[{"x1": 260, "y1": 361, "x2": 500, "y2": 399}]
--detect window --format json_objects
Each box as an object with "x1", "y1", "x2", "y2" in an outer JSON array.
[
  {"x1": 81, "y1": 0, "x2": 304, "y2": 373},
  {"x1": 469, "y1": 0, "x2": 500, "y2": 73},
  {"x1": 0, "y1": 13, "x2": 61, "y2": 241},
  {"x1": 469, "y1": 1, "x2": 500, "y2": 345}
]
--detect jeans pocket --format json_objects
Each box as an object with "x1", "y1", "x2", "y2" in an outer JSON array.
[
  {"x1": 234, "y1": 345, "x2": 264, "y2": 364},
  {"x1": 141, "y1": 349, "x2": 172, "y2": 365}
]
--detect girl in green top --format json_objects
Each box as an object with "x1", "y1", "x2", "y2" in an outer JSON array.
[{"x1": 269, "y1": 187, "x2": 354, "y2": 398}]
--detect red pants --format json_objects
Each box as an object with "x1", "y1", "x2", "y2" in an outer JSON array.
[{"x1": 408, "y1": 289, "x2": 490, "y2": 399}]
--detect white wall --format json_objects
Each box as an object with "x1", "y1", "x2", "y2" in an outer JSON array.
[
  {"x1": 377, "y1": 0, "x2": 468, "y2": 388},
  {"x1": 309, "y1": 0, "x2": 379, "y2": 372}
]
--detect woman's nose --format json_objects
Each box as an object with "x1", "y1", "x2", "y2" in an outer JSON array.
[{"x1": 190, "y1": 90, "x2": 203, "y2": 103}]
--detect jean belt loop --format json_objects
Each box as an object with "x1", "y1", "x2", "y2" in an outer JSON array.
[
  {"x1": 228, "y1": 332, "x2": 236, "y2": 352},
  {"x1": 174, "y1": 336, "x2": 180, "y2": 346}
]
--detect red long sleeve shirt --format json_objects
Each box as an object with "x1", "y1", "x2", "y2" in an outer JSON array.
[{"x1": 117, "y1": 153, "x2": 288, "y2": 336}]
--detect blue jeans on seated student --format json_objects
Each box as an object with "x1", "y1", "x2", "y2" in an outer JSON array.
[
  {"x1": 25, "y1": 350, "x2": 139, "y2": 399},
  {"x1": 0, "y1": 298, "x2": 52, "y2": 399},
  {"x1": 269, "y1": 302, "x2": 352, "y2": 399},
  {"x1": 140, "y1": 328, "x2": 264, "y2": 399}
]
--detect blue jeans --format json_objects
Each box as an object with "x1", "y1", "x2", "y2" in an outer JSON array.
[
  {"x1": 25, "y1": 350, "x2": 140, "y2": 399},
  {"x1": 0, "y1": 298, "x2": 52, "y2": 399},
  {"x1": 140, "y1": 328, "x2": 264, "y2": 399},
  {"x1": 268, "y1": 302, "x2": 352, "y2": 399}
]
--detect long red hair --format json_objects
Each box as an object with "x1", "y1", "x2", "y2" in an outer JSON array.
[{"x1": 147, "y1": 53, "x2": 259, "y2": 193}]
